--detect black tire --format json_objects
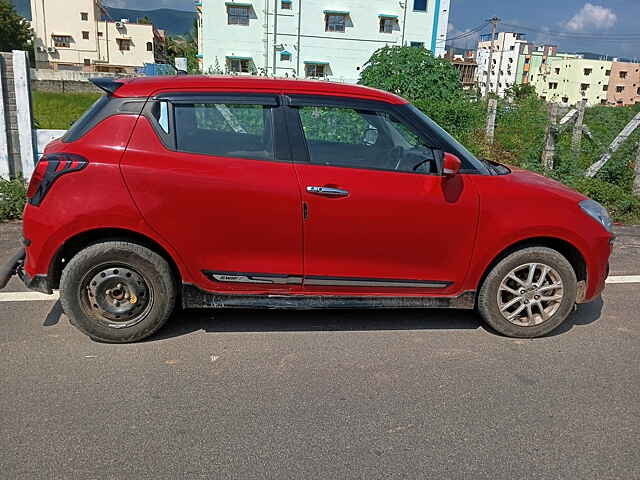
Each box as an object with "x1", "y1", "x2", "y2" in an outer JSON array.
[
  {"x1": 478, "y1": 247, "x2": 577, "y2": 338},
  {"x1": 60, "y1": 241, "x2": 176, "y2": 343}
]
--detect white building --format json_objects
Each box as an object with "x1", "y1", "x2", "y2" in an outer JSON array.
[
  {"x1": 30, "y1": 0, "x2": 158, "y2": 73},
  {"x1": 477, "y1": 32, "x2": 531, "y2": 97},
  {"x1": 197, "y1": 0, "x2": 451, "y2": 83}
]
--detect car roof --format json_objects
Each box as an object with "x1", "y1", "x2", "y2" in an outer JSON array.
[{"x1": 112, "y1": 75, "x2": 408, "y2": 105}]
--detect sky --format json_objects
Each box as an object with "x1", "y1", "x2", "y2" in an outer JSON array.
[{"x1": 100, "y1": 0, "x2": 640, "y2": 59}]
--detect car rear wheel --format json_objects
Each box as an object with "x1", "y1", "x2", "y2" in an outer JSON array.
[
  {"x1": 478, "y1": 247, "x2": 577, "y2": 338},
  {"x1": 60, "y1": 241, "x2": 176, "y2": 343}
]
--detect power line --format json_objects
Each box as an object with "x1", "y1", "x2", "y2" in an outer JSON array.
[
  {"x1": 501, "y1": 22, "x2": 640, "y2": 41},
  {"x1": 445, "y1": 22, "x2": 489, "y2": 43}
]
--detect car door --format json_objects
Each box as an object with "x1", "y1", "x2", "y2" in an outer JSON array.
[
  {"x1": 120, "y1": 93, "x2": 303, "y2": 293},
  {"x1": 286, "y1": 96, "x2": 479, "y2": 295}
]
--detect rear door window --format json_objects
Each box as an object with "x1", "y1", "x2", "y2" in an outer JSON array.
[{"x1": 174, "y1": 103, "x2": 274, "y2": 161}]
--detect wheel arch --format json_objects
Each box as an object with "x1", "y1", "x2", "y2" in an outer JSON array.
[
  {"x1": 476, "y1": 236, "x2": 587, "y2": 296},
  {"x1": 48, "y1": 228, "x2": 184, "y2": 290}
]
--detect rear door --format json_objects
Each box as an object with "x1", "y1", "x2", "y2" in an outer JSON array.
[
  {"x1": 286, "y1": 96, "x2": 479, "y2": 295},
  {"x1": 121, "y1": 93, "x2": 303, "y2": 293}
]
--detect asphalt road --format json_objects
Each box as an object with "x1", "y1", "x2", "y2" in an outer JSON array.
[{"x1": 1, "y1": 222, "x2": 639, "y2": 479}]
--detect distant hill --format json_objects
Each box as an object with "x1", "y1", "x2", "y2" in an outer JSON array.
[
  {"x1": 104, "y1": 7, "x2": 196, "y2": 36},
  {"x1": 9, "y1": 1, "x2": 196, "y2": 37}
]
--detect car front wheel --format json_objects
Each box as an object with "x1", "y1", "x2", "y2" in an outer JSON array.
[
  {"x1": 60, "y1": 241, "x2": 176, "y2": 343},
  {"x1": 478, "y1": 247, "x2": 578, "y2": 338}
]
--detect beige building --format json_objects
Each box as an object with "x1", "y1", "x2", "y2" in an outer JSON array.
[
  {"x1": 533, "y1": 57, "x2": 612, "y2": 107},
  {"x1": 30, "y1": 0, "x2": 158, "y2": 73}
]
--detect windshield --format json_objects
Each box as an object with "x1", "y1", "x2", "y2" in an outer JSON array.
[{"x1": 405, "y1": 104, "x2": 489, "y2": 174}]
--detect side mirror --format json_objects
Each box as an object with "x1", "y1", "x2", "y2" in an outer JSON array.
[
  {"x1": 362, "y1": 127, "x2": 378, "y2": 146},
  {"x1": 443, "y1": 152, "x2": 462, "y2": 176}
]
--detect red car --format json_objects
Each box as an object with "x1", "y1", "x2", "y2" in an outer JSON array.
[{"x1": 0, "y1": 76, "x2": 613, "y2": 342}]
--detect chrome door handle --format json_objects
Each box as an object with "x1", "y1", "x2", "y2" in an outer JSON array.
[{"x1": 306, "y1": 186, "x2": 349, "y2": 197}]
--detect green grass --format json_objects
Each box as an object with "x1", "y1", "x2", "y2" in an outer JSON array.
[{"x1": 32, "y1": 91, "x2": 101, "y2": 130}]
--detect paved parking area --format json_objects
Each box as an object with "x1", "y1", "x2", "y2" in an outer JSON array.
[{"x1": 1, "y1": 222, "x2": 639, "y2": 479}]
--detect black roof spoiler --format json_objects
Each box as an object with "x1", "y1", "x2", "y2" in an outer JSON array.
[{"x1": 90, "y1": 77, "x2": 125, "y2": 95}]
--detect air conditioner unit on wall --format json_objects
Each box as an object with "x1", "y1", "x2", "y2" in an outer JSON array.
[
  {"x1": 115, "y1": 21, "x2": 124, "y2": 28},
  {"x1": 47, "y1": 47, "x2": 57, "y2": 54}
]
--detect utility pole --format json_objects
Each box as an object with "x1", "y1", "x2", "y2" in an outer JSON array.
[
  {"x1": 483, "y1": 16, "x2": 500, "y2": 98},
  {"x1": 572, "y1": 98, "x2": 587, "y2": 156}
]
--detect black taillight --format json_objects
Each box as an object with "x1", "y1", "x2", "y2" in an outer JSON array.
[{"x1": 27, "y1": 154, "x2": 88, "y2": 206}]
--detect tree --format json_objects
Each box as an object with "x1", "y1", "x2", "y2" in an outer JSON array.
[
  {"x1": 165, "y1": 18, "x2": 200, "y2": 74},
  {"x1": 0, "y1": 0, "x2": 32, "y2": 52},
  {"x1": 505, "y1": 83, "x2": 537, "y2": 102},
  {"x1": 138, "y1": 15, "x2": 152, "y2": 25},
  {"x1": 358, "y1": 46, "x2": 462, "y2": 104}
]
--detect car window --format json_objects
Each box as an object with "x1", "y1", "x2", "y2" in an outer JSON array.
[
  {"x1": 297, "y1": 106, "x2": 436, "y2": 174},
  {"x1": 174, "y1": 103, "x2": 274, "y2": 161}
]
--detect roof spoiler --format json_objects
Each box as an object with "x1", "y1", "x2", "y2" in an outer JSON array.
[{"x1": 90, "y1": 77, "x2": 125, "y2": 95}]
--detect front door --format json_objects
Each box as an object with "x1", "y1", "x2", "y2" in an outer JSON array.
[
  {"x1": 121, "y1": 94, "x2": 303, "y2": 293},
  {"x1": 287, "y1": 98, "x2": 479, "y2": 295}
]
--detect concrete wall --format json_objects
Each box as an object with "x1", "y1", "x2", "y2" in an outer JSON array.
[
  {"x1": 29, "y1": 68, "x2": 135, "y2": 93},
  {"x1": 200, "y1": 0, "x2": 450, "y2": 83}
]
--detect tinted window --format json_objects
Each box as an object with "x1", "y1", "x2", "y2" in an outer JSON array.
[
  {"x1": 174, "y1": 103, "x2": 274, "y2": 161},
  {"x1": 297, "y1": 106, "x2": 436, "y2": 174},
  {"x1": 413, "y1": 0, "x2": 427, "y2": 11}
]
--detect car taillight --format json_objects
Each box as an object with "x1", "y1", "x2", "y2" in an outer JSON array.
[{"x1": 27, "y1": 154, "x2": 88, "y2": 206}]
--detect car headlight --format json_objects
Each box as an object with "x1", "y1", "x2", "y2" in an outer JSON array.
[{"x1": 580, "y1": 199, "x2": 613, "y2": 233}]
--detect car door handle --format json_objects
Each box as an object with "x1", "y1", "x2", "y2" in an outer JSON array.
[{"x1": 306, "y1": 186, "x2": 350, "y2": 197}]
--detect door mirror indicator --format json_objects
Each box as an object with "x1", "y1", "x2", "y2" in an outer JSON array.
[{"x1": 443, "y1": 152, "x2": 462, "y2": 176}]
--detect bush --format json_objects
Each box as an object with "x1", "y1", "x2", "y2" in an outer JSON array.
[{"x1": 0, "y1": 178, "x2": 27, "y2": 222}]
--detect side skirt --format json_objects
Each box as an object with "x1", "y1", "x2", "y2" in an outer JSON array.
[{"x1": 181, "y1": 284, "x2": 476, "y2": 310}]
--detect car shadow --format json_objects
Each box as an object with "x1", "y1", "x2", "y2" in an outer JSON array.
[{"x1": 146, "y1": 296, "x2": 604, "y2": 342}]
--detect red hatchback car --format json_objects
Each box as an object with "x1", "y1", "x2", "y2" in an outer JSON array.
[{"x1": 1, "y1": 76, "x2": 613, "y2": 342}]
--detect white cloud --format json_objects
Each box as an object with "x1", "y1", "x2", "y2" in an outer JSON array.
[{"x1": 564, "y1": 3, "x2": 617, "y2": 32}]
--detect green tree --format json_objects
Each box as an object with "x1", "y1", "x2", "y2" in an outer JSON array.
[
  {"x1": 505, "y1": 83, "x2": 536, "y2": 101},
  {"x1": 358, "y1": 46, "x2": 462, "y2": 104},
  {"x1": 166, "y1": 19, "x2": 200, "y2": 74},
  {"x1": 0, "y1": 0, "x2": 32, "y2": 52},
  {"x1": 138, "y1": 15, "x2": 152, "y2": 25}
]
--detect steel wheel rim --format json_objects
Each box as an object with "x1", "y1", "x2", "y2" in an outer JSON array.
[
  {"x1": 79, "y1": 263, "x2": 154, "y2": 329},
  {"x1": 497, "y1": 263, "x2": 564, "y2": 327}
]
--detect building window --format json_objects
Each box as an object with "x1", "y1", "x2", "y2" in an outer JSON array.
[
  {"x1": 562, "y1": 97, "x2": 569, "y2": 103},
  {"x1": 280, "y1": 51, "x2": 291, "y2": 61},
  {"x1": 98, "y1": 31, "x2": 103, "y2": 37},
  {"x1": 52, "y1": 35, "x2": 72, "y2": 48},
  {"x1": 305, "y1": 63, "x2": 326, "y2": 78},
  {"x1": 84, "y1": 58, "x2": 91, "y2": 66},
  {"x1": 584, "y1": 68, "x2": 592, "y2": 76},
  {"x1": 603, "y1": 85, "x2": 608, "y2": 91},
  {"x1": 525, "y1": 58, "x2": 530, "y2": 64},
  {"x1": 117, "y1": 39, "x2": 132, "y2": 51},
  {"x1": 281, "y1": 0, "x2": 291, "y2": 9},
  {"x1": 509, "y1": 45, "x2": 515, "y2": 51},
  {"x1": 227, "y1": 58, "x2": 251, "y2": 73},
  {"x1": 581, "y1": 83, "x2": 589, "y2": 91},
  {"x1": 82, "y1": 31, "x2": 89, "y2": 40},
  {"x1": 605, "y1": 70, "x2": 611, "y2": 76},
  {"x1": 146, "y1": 42, "x2": 153, "y2": 51},
  {"x1": 555, "y1": 68, "x2": 560, "y2": 74},
  {"x1": 81, "y1": 12, "x2": 88, "y2": 21},
  {"x1": 413, "y1": 0, "x2": 427, "y2": 11},
  {"x1": 410, "y1": 42, "x2": 424, "y2": 48},
  {"x1": 228, "y1": 6, "x2": 250, "y2": 25},
  {"x1": 637, "y1": 87, "x2": 640, "y2": 95},
  {"x1": 325, "y1": 14, "x2": 346, "y2": 32},
  {"x1": 620, "y1": 71, "x2": 627, "y2": 79},
  {"x1": 549, "y1": 82, "x2": 558, "y2": 90},
  {"x1": 379, "y1": 17, "x2": 396, "y2": 33},
  {"x1": 616, "y1": 86, "x2": 625, "y2": 93}
]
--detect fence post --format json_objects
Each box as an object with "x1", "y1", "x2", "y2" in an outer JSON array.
[
  {"x1": 0, "y1": 58, "x2": 9, "y2": 179},
  {"x1": 634, "y1": 142, "x2": 640, "y2": 196},
  {"x1": 586, "y1": 111, "x2": 640, "y2": 178},
  {"x1": 541, "y1": 102, "x2": 558, "y2": 170},
  {"x1": 13, "y1": 50, "x2": 35, "y2": 179},
  {"x1": 571, "y1": 99, "x2": 586, "y2": 156},
  {"x1": 486, "y1": 98, "x2": 497, "y2": 145}
]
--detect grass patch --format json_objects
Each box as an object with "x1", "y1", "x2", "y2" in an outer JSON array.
[{"x1": 32, "y1": 91, "x2": 101, "y2": 130}]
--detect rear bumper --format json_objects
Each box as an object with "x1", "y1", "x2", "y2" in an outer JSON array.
[
  {"x1": 0, "y1": 247, "x2": 53, "y2": 294},
  {"x1": 0, "y1": 248, "x2": 26, "y2": 290}
]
